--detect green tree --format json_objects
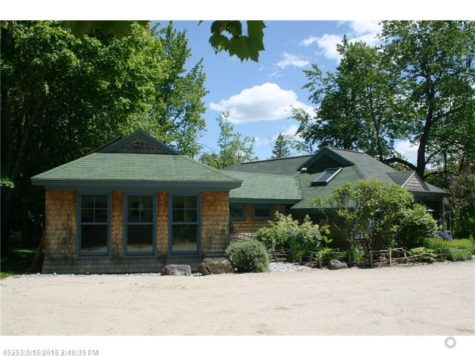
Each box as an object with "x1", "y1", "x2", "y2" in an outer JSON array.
[
  {"x1": 381, "y1": 21, "x2": 475, "y2": 177},
  {"x1": 271, "y1": 133, "x2": 291, "y2": 159},
  {"x1": 199, "y1": 113, "x2": 257, "y2": 169},
  {"x1": 295, "y1": 21, "x2": 475, "y2": 178},
  {"x1": 448, "y1": 167, "x2": 475, "y2": 238},
  {"x1": 293, "y1": 39, "x2": 404, "y2": 161},
  {"x1": 1, "y1": 21, "x2": 207, "y2": 251}
]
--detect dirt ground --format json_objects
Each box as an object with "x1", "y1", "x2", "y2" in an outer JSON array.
[{"x1": 1, "y1": 261, "x2": 474, "y2": 335}]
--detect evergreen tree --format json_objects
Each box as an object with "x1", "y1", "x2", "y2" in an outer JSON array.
[{"x1": 271, "y1": 133, "x2": 291, "y2": 159}]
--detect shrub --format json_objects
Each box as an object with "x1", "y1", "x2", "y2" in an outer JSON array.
[
  {"x1": 255, "y1": 212, "x2": 331, "y2": 262},
  {"x1": 397, "y1": 204, "x2": 437, "y2": 249},
  {"x1": 448, "y1": 247, "x2": 472, "y2": 262},
  {"x1": 409, "y1": 247, "x2": 437, "y2": 263},
  {"x1": 315, "y1": 180, "x2": 414, "y2": 254},
  {"x1": 423, "y1": 237, "x2": 474, "y2": 255},
  {"x1": 347, "y1": 247, "x2": 364, "y2": 265},
  {"x1": 225, "y1": 240, "x2": 269, "y2": 273}
]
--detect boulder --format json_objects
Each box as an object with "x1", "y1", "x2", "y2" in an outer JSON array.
[
  {"x1": 327, "y1": 259, "x2": 348, "y2": 270},
  {"x1": 161, "y1": 264, "x2": 192, "y2": 276},
  {"x1": 199, "y1": 258, "x2": 234, "y2": 275}
]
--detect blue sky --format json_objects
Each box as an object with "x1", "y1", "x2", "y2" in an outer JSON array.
[{"x1": 164, "y1": 20, "x2": 417, "y2": 162}]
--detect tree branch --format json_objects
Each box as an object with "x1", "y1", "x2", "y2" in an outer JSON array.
[{"x1": 383, "y1": 157, "x2": 417, "y2": 171}]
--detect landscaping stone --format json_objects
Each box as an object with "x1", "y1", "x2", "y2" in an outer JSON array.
[
  {"x1": 161, "y1": 264, "x2": 191, "y2": 276},
  {"x1": 199, "y1": 258, "x2": 234, "y2": 275},
  {"x1": 327, "y1": 259, "x2": 348, "y2": 270}
]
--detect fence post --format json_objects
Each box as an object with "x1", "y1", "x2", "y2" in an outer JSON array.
[
  {"x1": 369, "y1": 251, "x2": 373, "y2": 268},
  {"x1": 389, "y1": 249, "x2": 392, "y2": 266}
]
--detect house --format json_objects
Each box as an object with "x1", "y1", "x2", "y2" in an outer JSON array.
[
  {"x1": 224, "y1": 146, "x2": 449, "y2": 238},
  {"x1": 32, "y1": 131, "x2": 242, "y2": 273},
  {"x1": 32, "y1": 131, "x2": 448, "y2": 274}
]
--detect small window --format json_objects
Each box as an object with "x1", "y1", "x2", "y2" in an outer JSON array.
[
  {"x1": 253, "y1": 205, "x2": 272, "y2": 220},
  {"x1": 312, "y1": 168, "x2": 341, "y2": 185},
  {"x1": 230, "y1": 204, "x2": 246, "y2": 220}
]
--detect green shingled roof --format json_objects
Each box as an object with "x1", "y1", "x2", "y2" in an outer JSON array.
[
  {"x1": 290, "y1": 166, "x2": 363, "y2": 210},
  {"x1": 226, "y1": 171, "x2": 301, "y2": 202},
  {"x1": 32, "y1": 153, "x2": 241, "y2": 185},
  {"x1": 224, "y1": 155, "x2": 312, "y2": 175}
]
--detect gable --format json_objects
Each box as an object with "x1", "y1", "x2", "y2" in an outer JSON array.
[
  {"x1": 96, "y1": 131, "x2": 177, "y2": 155},
  {"x1": 403, "y1": 173, "x2": 427, "y2": 192},
  {"x1": 299, "y1": 147, "x2": 354, "y2": 174}
]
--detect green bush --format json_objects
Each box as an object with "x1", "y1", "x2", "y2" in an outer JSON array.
[
  {"x1": 409, "y1": 247, "x2": 437, "y2": 263},
  {"x1": 255, "y1": 212, "x2": 331, "y2": 262},
  {"x1": 397, "y1": 204, "x2": 438, "y2": 249},
  {"x1": 448, "y1": 247, "x2": 472, "y2": 262},
  {"x1": 347, "y1": 247, "x2": 364, "y2": 265},
  {"x1": 225, "y1": 240, "x2": 269, "y2": 273}
]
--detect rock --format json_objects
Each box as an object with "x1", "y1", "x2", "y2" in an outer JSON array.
[
  {"x1": 327, "y1": 259, "x2": 348, "y2": 270},
  {"x1": 161, "y1": 264, "x2": 191, "y2": 276},
  {"x1": 199, "y1": 258, "x2": 234, "y2": 275}
]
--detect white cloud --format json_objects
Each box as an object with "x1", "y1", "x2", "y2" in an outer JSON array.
[
  {"x1": 209, "y1": 82, "x2": 314, "y2": 124},
  {"x1": 394, "y1": 140, "x2": 418, "y2": 165},
  {"x1": 314, "y1": 34, "x2": 343, "y2": 61},
  {"x1": 268, "y1": 70, "x2": 282, "y2": 78},
  {"x1": 253, "y1": 136, "x2": 270, "y2": 147},
  {"x1": 303, "y1": 20, "x2": 382, "y2": 62},
  {"x1": 348, "y1": 20, "x2": 381, "y2": 36},
  {"x1": 277, "y1": 52, "x2": 309, "y2": 69},
  {"x1": 301, "y1": 36, "x2": 319, "y2": 47}
]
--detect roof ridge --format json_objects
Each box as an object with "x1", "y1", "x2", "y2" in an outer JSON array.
[
  {"x1": 226, "y1": 171, "x2": 301, "y2": 178},
  {"x1": 326, "y1": 146, "x2": 366, "y2": 155},
  {"x1": 239, "y1": 154, "x2": 313, "y2": 165},
  {"x1": 179, "y1": 155, "x2": 242, "y2": 182}
]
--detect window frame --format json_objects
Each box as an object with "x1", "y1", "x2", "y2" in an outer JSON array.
[
  {"x1": 253, "y1": 204, "x2": 272, "y2": 220},
  {"x1": 77, "y1": 192, "x2": 111, "y2": 257},
  {"x1": 168, "y1": 193, "x2": 201, "y2": 256},
  {"x1": 123, "y1": 193, "x2": 157, "y2": 257},
  {"x1": 312, "y1": 167, "x2": 342, "y2": 185},
  {"x1": 230, "y1": 203, "x2": 246, "y2": 221}
]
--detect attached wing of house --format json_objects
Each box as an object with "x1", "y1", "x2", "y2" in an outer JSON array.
[{"x1": 224, "y1": 146, "x2": 448, "y2": 221}]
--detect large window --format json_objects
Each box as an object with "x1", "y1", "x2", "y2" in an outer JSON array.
[
  {"x1": 79, "y1": 194, "x2": 109, "y2": 256},
  {"x1": 171, "y1": 195, "x2": 199, "y2": 254},
  {"x1": 230, "y1": 204, "x2": 246, "y2": 220},
  {"x1": 253, "y1": 205, "x2": 272, "y2": 220},
  {"x1": 126, "y1": 195, "x2": 154, "y2": 255}
]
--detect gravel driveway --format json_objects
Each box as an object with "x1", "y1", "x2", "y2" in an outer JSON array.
[{"x1": 1, "y1": 261, "x2": 474, "y2": 335}]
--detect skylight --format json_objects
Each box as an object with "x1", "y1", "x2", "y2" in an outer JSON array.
[{"x1": 312, "y1": 168, "x2": 341, "y2": 185}]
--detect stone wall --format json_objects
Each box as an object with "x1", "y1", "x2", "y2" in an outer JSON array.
[
  {"x1": 44, "y1": 190, "x2": 77, "y2": 258},
  {"x1": 201, "y1": 192, "x2": 230, "y2": 256},
  {"x1": 230, "y1": 204, "x2": 286, "y2": 238}
]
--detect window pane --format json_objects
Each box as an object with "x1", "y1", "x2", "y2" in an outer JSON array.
[
  {"x1": 95, "y1": 195, "x2": 108, "y2": 209},
  {"x1": 173, "y1": 209, "x2": 184, "y2": 222},
  {"x1": 81, "y1": 195, "x2": 94, "y2": 209},
  {"x1": 172, "y1": 225, "x2": 197, "y2": 252},
  {"x1": 172, "y1": 196, "x2": 184, "y2": 209},
  {"x1": 127, "y1": 225, "x2": 153, "y2": 253},
  {"x1": 95, "y1": 209, "x2": 108, "y2": 223},
  {"x1": 315, "y1": 168, "x2": 339, "y2": 182},
  {"x1": 254, "y1": 206, "x2": 271, "y2": 218},
  {"x1": 81, "y1": 209, "x2": 94, "y2": 223},
  {"x1": 128, "y1": 196, "x2": 141, "y2": 209},
  {"x1": 230, "y1": 204, "x2": 245, "y2": 219},
  {"x1": 128, "y1": 208, "x2": 140, "y2": 223},
  {"x1": 80, "y1": 225, "x2": 108, "y2": 254},
  {"x1": 184, "y1": 209, "x2": 197, "y2": 222},
  {"x1": 184, "y1": 196, "x2": 197, "y2": 209},
  {"x1": 141, "y1": 196, "x2": 153, "y2": 209},
  {"x1": 141, "y1": 208, "x2": 153, "y2": 223}
]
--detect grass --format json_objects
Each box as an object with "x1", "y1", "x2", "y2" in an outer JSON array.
[
  {"x1": 0, "y1": 247, "x2": 37, "y2": 279},
  {"x1": 423, "y1": 237, "x2": 474, "y2": 254}
]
